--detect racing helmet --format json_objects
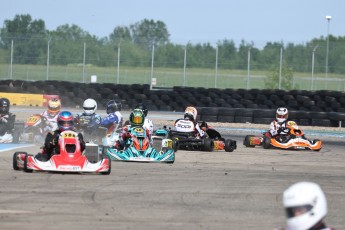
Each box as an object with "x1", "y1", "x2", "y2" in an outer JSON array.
[
  {"x1": 106, "y1": 100, "x2": 122, "y2": 114},
  {"x1": 184, "y1": 106, "x2": 197, "y2": 121},
  {"x1": 283, "y1": 181, "x2": 327, "y2": 230},
  {"x1": 48, "y1": 98, "x2": 61, "y2": 117},
  {"x1": 135, "y1": 103, "x2": 148, "y2": 117},
  {"x1": 0, "y1": 97, "x2": 10, "y2": 115},
  {"x1": 57, "y1": 111, "x2": 75, "y2": 131},
  {"x1": 276, "y1": 107, "x2": 288, "y2": 123},
  {"x1": 83, "y1": 98, "x2": 97, "y2": 115},
  {"x1": 129, "y1": 109, "x2": 145, "y2": 127}
]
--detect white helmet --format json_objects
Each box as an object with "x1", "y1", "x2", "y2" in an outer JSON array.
[
  {"x1": 83, "y1": 98, "x2": 97, "y2": 115},
  {"x1": 283, "y1": 181, "x2": 327, "y2": 230},
  {"x1": 184, "y1": 106, "x2": 197, "y2": 121},
  {"x1": 276, "y1": 107, "x2": 288, "y2": 123}
]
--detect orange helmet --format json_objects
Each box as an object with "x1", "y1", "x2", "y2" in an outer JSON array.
[{"x1": 48, "y1": 98, "x2": 61, "y2": 116}]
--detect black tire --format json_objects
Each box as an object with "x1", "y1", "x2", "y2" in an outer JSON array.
[
  {"x1": 24, "y1": 154, "x2": 33, "y2": 173},
  {"x1": 13, "y1": 152, "x2": 25, "y2": 170},
  {"x1": 243, "y1": 135, "x2": 255, "y2": 148},
  {"x1": 263, "y1": 137, "x2": 271, "y2": 149},
  {"x1": 224, "y1": 139, "x2": 236, "y2": 152},
  {"x1": 172, "y1": 140, "x2": 179, "y2": 152},
  {"x1": 202, "y1": 138, "x2": 213, "y2": 152}
]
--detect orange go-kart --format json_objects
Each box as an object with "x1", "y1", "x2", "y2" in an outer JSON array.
[{"x1": 243, "y1": 121, "x2": 322, "y2": 151}]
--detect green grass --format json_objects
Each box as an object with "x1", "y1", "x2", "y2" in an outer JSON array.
[{"x1": 0, "y1": 64, "x2": 345, "y2": 91}]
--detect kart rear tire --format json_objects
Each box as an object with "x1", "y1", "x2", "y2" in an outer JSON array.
[
  {"x1": 202, "y1": 138, "x2": 213, "y2": 152},
  {"x1": 24, "y1": 154, "x2": 34, "y2": 173},
  {"x1": 225, "y1": 139, "x2": 236, "y2": 152},
  {"x1": 243, "y1": 135, "x2": 255, "y2": 148},
  {"x1": 263, "y1": 137, "x2": 271, "y2": 149}
]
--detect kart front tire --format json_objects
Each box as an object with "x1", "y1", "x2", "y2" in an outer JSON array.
[
  {"x1": 13, "y1": 152, "x2": 24, "y2": 170},
  {"x1": 243, "y1": 135, "x2": 255, "y2": 148},
  {"x1": 263, "y1": 137, "x2": 271, "y2": 149},
  {"x1": 202, "y1": 138, "x2": 213, "y2": 152},
  {"x1": 24, "y1": 154, "x2": 34, "y2": 173},
  {"x1": 225, "y1": 139, "x2": 236, "y2": 152}
]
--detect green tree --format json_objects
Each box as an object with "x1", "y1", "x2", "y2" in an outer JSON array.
[
  {"x1": 265, "y1": 62, "x2": 295, "y2": 90},
  {"x1": 0, "y1": 14, "x2": 47, "y2": 64},
  {"x1": 109, "y1": 26, "x2": 131, "y2": 44},
  {"x1": 130, "y1": 19, "x2": 170, "y2": 50}
]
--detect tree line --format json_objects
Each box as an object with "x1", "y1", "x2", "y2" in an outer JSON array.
[{"x1": 1, "y1": 14, "x2": 345, "y2": 74}]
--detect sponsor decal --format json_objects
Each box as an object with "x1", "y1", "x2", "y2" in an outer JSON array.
[{"x1": 57, "y1": 165, "x2": 81, "y2": 171}]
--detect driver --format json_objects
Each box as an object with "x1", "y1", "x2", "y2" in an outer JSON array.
[
  {"x1": 282, "y1": 181, "x2": 333, "y2": 230},
  {"x1": 41, "y1": 111, "x2": 85, "y2": 160},
  {"x1": 174, "y1": 106, "x2": 206, "y2": 138},
  {"x1": 116, "y1": 109, "x2": 145, "y2": 150},
  {"x1": 75, "y1": 98, "x2": 102, "y2": 132},
  {"x1": 40, "y1": 98, "x2": 61, "y2": 133},
  {"x1": 101, "y1": 100, "x2": 123, "y2": 132},
  {"x1": 269, "y1": 107, "x2": 291, "y2": 142},
  {"x1": 0, "y1": 98, "x2": 16, "y2": 142},
  {"x1": 134, "y1": 103, "x2": 153, "y2": 137}
]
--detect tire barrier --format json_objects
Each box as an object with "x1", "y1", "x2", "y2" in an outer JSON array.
[{"x1": 1, "y1": 80, "x2": 345, "y2": 127}]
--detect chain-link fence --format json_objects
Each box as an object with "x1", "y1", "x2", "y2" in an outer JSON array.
[{"x1": 1, "y1": 39, "x2": 345, "y2": 91}]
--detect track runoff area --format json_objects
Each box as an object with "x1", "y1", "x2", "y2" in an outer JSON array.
[{"x1": 1, "y1": 108, "x2": 345, "y2": 229}]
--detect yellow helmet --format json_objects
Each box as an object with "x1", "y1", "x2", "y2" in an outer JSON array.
[
  {"x1": 184, "y1": 106, "x2": 197, "y2": 121},
  {"x1": 48, "y1": 98, "x2": 61, "y2": 116}
]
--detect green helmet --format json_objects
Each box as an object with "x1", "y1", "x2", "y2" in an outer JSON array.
[{"x1": 129, "y1": 109, "x2": 145, "y2": 126}]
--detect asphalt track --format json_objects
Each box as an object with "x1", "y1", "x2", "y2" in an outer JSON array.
[{"x1": 1, "y1": 109, "x2": 345, "y2": 230}]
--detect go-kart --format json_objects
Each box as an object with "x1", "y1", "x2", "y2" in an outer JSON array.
[
  {"x1": 155, "y1": 123, "x2": 237, "y2": 152},
  {"x1": 17, "y1": 114, "x2": 48, "y2": 143},
  {"x1": 243, "y1": 121, "x2": 322, "y2": 151},
  {"x1": 13, "y1": 130, "x2": 111, "y2": 174},
  {"x1": 104, "y1": 126, "x2": 175, "y2": 163}
]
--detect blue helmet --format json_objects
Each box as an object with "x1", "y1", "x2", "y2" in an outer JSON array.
[{"x1": 57, "y1": 111, "x2": 75, "y2": 131}]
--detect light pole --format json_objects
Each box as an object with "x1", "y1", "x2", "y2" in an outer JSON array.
[
  {"x1": 46, "y1": 36, "x2": 51, "y2": 80},
  {"x1": 311, "y1": 45, "x2": 319, "y2": 90},
  {"x1": 325, "y1": 15, "x2": 332, "y2": 89},
  {"x1": 246, "y1": 47, "x2": 251, "y2": 89},
  {"x1": 215, "y1": 44, "x2": 218, "y2": 88},
  {"x1": 183, "y1": 44, "x2": 187, "y2": 86}
]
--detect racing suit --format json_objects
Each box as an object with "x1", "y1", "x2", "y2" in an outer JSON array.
[
  {"x1": 101, "y1": 111, "x2": 124, "y2": 132},
  {"x1": 269, "y1": 119, "x2": 293, "y2": 143},
  {"x1": 40, "y1": 110, "x2": 59, "y2": 133},
  {"x1": 0, "y1": 112, "x2": 16, "y2": 136},
  {"x1": 174, "y1": 118, "x2": 206, "y2": 138},
  {"x1": 41, "y1": 129, "x2": 86, "y2": 160},
  {"x1": 75, "y1": 113, "x2": 102, "y2": 140}
]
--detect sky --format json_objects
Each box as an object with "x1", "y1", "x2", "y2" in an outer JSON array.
[{"x1": 1, "y1": 0, "x2": 345, "y2": 48}]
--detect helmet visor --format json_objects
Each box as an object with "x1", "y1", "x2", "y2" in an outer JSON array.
[
  {"x1": 58, "y1": 120, "x2": 74, "y2": 128},
  {"x1": 277, "y1": 114, "x2": 288, "y2": 119},
  {"x1": 133, "y1": 116, "x2": 143, "y2": 124},
  {"x1": 285, "y1": 205, "x2": 313, "y2": 218}
]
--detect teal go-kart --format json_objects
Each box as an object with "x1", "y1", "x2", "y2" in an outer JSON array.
[{"x1": 103, "y1": 126, "x2": 175, "y2": 164}]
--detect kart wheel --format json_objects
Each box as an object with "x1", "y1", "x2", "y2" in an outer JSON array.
[
  {"x1": 13, "y1": 152, "x2": 24, "y2": 170},
  {"x1": 24, "y1": 154, "x2": 34, "y2": 173},
  {"x1": 202, "y1": 138, "x2": 213, "y2": 152},
  {"x1": 225, "y1": 139, "x2": 236, "y2": 152},
  {"x1": 243, "y1": 135, "x2": 255, "y2": 148},
  {"x1": 101, "y1": 156, "x2": 111, "y2": 175},
  {"x1": 172, "y1": 140, "x2": 179, "y2": 152},
  {"x1": 263, "y1": 137, "x2": 271, "y2": 149}
]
